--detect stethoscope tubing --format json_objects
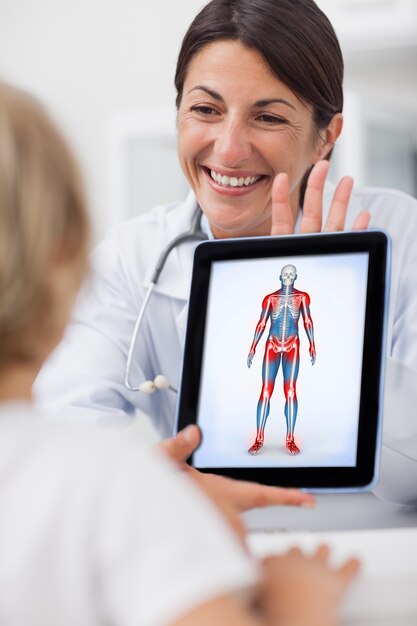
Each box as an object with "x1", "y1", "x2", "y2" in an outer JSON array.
[
  {"x1": 124, "y1": 282, "x2": 156, "y2": 391},
  {"x1": 124, "y1": 207, "x2": 207, "y2": 393}
]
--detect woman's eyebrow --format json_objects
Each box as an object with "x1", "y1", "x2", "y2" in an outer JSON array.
[
  {"x1": 187, "y1": 86, "x2": 223, "y2": 101},
  {"x1": 186, "y1": 87, "x2": 297, "y2": 112},
  {"x1": 254, "y1": 98, "x2": 296, "y2": 111}
]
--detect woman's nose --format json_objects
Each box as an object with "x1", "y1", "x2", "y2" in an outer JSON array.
[{"x1": 215, "y1": 120, "x2": 252, "y2": 166}]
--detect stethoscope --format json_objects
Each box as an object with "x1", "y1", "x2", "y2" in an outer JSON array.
[{"x1": 124, "y1": 206, "x2": 208, "y2": 394}]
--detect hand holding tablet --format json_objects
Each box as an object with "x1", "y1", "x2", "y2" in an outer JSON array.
[{"x1": 176, "y1": 231, "x2": 390, "y2": 492}]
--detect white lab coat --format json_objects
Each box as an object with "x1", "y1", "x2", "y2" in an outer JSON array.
[{"x1": 36, "y1": 184, "x2": 417, "y2": 504}]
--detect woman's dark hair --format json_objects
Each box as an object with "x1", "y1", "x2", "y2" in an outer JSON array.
[
  {"x1": 174, "y1": 0, "x2": 344, "y2": 204},
  {"x1": 175, "y1": 0, "x2": 344, "y2": 129}
]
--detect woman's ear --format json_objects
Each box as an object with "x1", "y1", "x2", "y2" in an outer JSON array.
[{"x1": 313, "y1": 112, "x2": 343, "y2": 162}]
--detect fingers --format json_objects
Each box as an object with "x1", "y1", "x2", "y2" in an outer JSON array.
[
  {"x1": 312, "y1": 546, "x2": 360, "y2": 580},
  {"x1": 323, "y1": 175, "x2": 353, "y2": 232},
  {"x1": 220, "y1": 479, "x2": 316, "y2": 511},
  {"x1": 286, "y1": 546, "x2": 302, "y2": 558},
  {"x1": 272, "y1": 161, "x2": 368, "y2": 237},
  {"x1": 300, "y1": 160, "x2": 329, "y2": 233},
  {"x1": 267, "y1": 545, "x2": 359, "y2": 570},
  {"x1": 271, "y1": 172, "x2": 294, "y2": 235},
  {"x1": 269, "y1": 487, "x2": 316, "y2": 509},
  {"x1": 158, "y1": 425, "x2": 201, "y2": 463},
  {"x1": 310, "y1": 348, "x2": 316, "y2": 365},
  {"x1": 284, "y1": 545, "x2": 330, "y2": 564},
  {"x1": 352, "y1": 210, "x2": 371, "y2": 231},
  {"x1": 282, "y1": 545, "x2": 360, "y2": 583},
  {"x1": 314, "y1": 544, "x2": 331, "y2": 563},
  {"x1": 308, "y1": 546, "x2": 361, "y2": 584},
  {"x1": 337, "y1": 557, "x2": 361, "y2": 583},
  {"x1": 247, "y1": 484, "x2": 312, "y2": 510}
]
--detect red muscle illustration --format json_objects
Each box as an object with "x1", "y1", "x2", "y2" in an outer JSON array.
[{"x1": 247, "y1": 264, "x2": 316, "y2": 455}]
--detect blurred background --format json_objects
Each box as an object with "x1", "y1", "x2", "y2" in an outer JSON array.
[{"x1": 0, "y1": 0, "x2": 416, "y2": 241}]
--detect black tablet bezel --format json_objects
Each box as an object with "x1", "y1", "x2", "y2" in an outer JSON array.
[{"x1": 176, "y1": 231, "x2": 389, "y2": 490}]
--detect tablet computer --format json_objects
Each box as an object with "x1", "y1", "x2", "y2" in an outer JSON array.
[{"x1": 176, "y1": 231, "x2": 390, "y2": 492}]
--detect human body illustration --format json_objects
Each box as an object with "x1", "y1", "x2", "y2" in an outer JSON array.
[{"x1": 247, "y1": 265, "x2": 316, "y2": 455}]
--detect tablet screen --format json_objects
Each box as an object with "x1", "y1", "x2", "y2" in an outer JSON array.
[
  {"x1": 176, "y1": 231, "x2": 389, "y2": 490},
  {"x1": 194, "y1": 252, "x2": 368, "y2": 469}
]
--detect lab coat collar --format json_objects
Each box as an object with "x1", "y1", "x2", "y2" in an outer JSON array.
[{"x1": 142, "y1": 190, "x2": 203, "y2": 302}]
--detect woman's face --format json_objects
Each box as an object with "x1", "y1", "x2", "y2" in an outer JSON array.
[{"x1": 177, "y1": 40, "x2": 327, "y2": 238}]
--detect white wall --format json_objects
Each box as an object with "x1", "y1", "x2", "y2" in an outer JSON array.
[
  {"x1": 1, "y1": 0, "x2": 416, "y2": 239},
  {"x1": 0, "y1": 0, "x2": 205, "y2": 239}
]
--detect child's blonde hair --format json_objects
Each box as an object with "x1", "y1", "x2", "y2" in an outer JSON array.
[{"x1": 0, "y1": 81, "x2": 90, "y2": 366}]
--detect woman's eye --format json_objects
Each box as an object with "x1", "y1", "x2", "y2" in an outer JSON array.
[
  {"x1": 191, "y1": 105, "x2": 219, "y2": 116},
  {"x1": 257, "y1": 114, "x2": 286, "y2": 125}
]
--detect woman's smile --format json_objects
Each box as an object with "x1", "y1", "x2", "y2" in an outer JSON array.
[{"x1": 202, "y1": 165, "x2": 268, "y2": 196}]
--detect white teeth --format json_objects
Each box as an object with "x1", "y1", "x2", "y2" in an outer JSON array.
[{"x1": 210, "y1": 169, "x2": 261, "y2": 187}]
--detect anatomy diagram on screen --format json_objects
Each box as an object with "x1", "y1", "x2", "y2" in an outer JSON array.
[{"x1": 247, "y1": 264, "x2": 316, "y2": 455}]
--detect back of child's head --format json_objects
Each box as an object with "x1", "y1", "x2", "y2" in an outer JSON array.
[{"x1": 0, "y1": 81, "x2": 90, "y2": 368}]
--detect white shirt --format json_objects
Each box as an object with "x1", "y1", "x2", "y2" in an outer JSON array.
[
  {"x1": 35, "y1": 184, "x2": 417, "y2": 503},
  {"x1": 0, "y1": 403, "x2": 257, "y2": 626}
]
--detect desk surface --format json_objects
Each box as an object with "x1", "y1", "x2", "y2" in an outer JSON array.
[
  {"x1": 243, "y1": 491, "x2": 417, "y2": 532},
  {"x1": 244, "y1": 493, "x2": 417, "y2": 625}
]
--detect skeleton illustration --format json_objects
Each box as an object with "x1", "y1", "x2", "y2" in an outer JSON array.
[{"x1": 247, "y1": 265, "x2": 316, "y2": 455}]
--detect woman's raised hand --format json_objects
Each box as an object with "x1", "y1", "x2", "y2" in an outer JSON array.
[{"x1": 271, "y1": 160, "x2": 370, "y2": 236}]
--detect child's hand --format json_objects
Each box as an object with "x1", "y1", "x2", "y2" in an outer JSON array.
[{"x1": 259, "y1": 545, "x2": 360, "y2": 626}]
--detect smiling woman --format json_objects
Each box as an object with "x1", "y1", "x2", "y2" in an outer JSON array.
[
  {"x1": 176, "y1": 40, "x2": 340, "y2": 238},
  {"x1": 36, "y1": 0, "x2": 417, "y2": 507},
  {"x1": 172, "y1": 0, "x2": 370, "y2": 239}
]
